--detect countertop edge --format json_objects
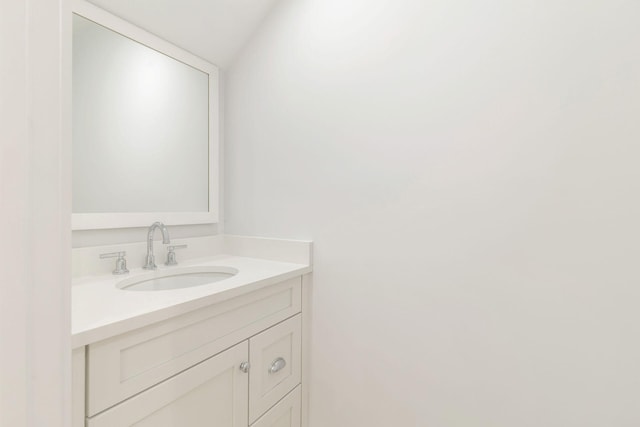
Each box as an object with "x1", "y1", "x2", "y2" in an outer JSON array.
[{"x1": 71, "y1": 264, "x2": 312, "y2": 349}]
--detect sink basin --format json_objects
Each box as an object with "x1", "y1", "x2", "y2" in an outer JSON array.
[{"x1": 117, "y1": 266, "x2": 238, "y2": 291}]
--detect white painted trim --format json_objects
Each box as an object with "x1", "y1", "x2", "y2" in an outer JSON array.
[
  {"x1": 72, "y1": 212, "x2": 217, "y2": 230},
  {"x1": 300, "y1": 274, "x2": 313, "y2": 427},
  {"x1": 1, "y1": 0, "x2": 71, "y2": 425},
  {"x1": 71, "y1": 0, "x2": 220, "y2": 230},
  {"x1": 72, "y1": 1, "x2": 217, "y2": 73},
  {"x1": 72, "y1": 348, "x2": 85, "y2": 427}
]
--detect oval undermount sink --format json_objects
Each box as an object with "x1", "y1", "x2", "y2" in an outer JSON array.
[{"x1": 117, "y1": 266, "x2": 238, "y2": 291}]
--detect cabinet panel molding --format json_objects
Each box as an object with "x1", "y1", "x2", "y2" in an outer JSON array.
[
  {"x1": 249, "y1": 314, "x2": 302, "y2": 422},
  {"x1": 87, "y1": 277, "x2": 301, "y2": 415},
  {"x1": 87, "y1": 342, "x2": 249, "y2": 427},
  {"x1": 252, "y1": 386, "x2": 302, "y2": 427}
]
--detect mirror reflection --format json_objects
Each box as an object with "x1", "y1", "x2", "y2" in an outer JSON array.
[{"x1": 72, "y1": 14, "x2": 209, "y2": 214}]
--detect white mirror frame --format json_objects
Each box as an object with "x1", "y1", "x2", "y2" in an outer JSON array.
[{"x1": 71, "y1": 0, "x2": 219, "y2": 230}]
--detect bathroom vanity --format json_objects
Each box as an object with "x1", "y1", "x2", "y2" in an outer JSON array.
[
  {"x1": 69, "y1": 3, "x2": 312, "y2": 426},
  {"x1": 72, "y1": 235, "x2": 312, "y2": 427}
]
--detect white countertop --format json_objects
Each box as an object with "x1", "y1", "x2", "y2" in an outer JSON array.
[{"x1": 72, "y1": 254, "x2": 311, "y2": 348}]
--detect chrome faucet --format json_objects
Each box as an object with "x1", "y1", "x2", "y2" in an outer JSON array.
[{"x1": 143, "y1": 222, "x2": 171, "y2": 270}]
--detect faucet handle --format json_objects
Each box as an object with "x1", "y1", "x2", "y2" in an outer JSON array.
[
  {"x1": 99, "y1": 251, "x2": 129, "y2": 275},
  {"x1": 165, "y1": 245, "x2": 188, "y2": 266}
]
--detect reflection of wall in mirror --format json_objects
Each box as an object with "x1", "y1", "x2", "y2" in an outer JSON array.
[{"x1": 72, "y1": 15, "x2": 209, "y2": 214}]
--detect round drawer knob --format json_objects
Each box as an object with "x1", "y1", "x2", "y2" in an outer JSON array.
[
  {"x1": 239, "y1": 361, "x2": 250, "y2": 373},
  {"x1": 269, "y1": 357, "x2": 286, "y2": 374}
]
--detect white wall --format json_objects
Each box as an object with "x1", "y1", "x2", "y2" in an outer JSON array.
[
  {"x1": 0, "y1": 0, "x2": 71, "y2": 426},
  {"x1": 225, "y1": 0, "x2": 640, "y2": 425}
]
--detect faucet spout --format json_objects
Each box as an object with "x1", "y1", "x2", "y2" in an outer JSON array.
[{"x1": 143, "y1": 222, "x2": 171, "y2": 270}]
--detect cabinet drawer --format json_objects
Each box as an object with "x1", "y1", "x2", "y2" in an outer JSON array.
[
  {"x1": 88, "y1": 341, "x2": 249, "y2": 427},
  {"x1": 251, "y1": 385, "x2": 301, "y2": 427},
  {"x1": 249, "y1": 314, "x2": 302, "y2": 423},
  {"x1": 87, "y1": 277, "x2": 301, "y2": 416}
]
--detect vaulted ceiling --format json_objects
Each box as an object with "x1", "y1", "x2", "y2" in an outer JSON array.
[{"x1": 87, "y1": 0, "x2": 281, "y2": 67}]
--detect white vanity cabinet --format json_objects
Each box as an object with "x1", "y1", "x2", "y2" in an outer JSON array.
[
  {"x1": 88, "y1": 342, "x2": 249, "y2": 427},
  {"x1": 249, "y1": 315, "x2": 302, "y2": 423},
  {"x1": 252, "y1": 386, "x2": 302, "y2": 427},
  {"x1": 73, "y1": 276, "x2": 305, "y2": 427}
]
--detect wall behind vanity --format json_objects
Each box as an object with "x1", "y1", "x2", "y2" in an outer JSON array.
[
  {"x1": 73, "y1": 223, "x2": 219, "y2": 247},
  {"x1": 225, "y1": 0, "x2": 640, "y2": 426}
]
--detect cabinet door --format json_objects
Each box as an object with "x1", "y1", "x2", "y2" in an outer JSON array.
[
  {"x1": 87, "y1": 277, "x2": 301, "y2": 416},
  {"x1": 87, "y1": 341, "x2": 248, "y2": 427},
  {"x1": 252, "y1": 386, "x2": 301, "y2": 427},
  {"x1": 249, "y1": 314, "x2": 302, "y2": 422}
]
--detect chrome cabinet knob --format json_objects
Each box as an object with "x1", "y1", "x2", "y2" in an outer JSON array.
[
  {"x1": 239, "y1": 361, "x2": 250, "y2": 373},
  {"x1": 269, "y1": 357, "x2": 286, "y2": 374},
  {"x1": 99, "y1": 251, "x2": 129, "y2": 275}
]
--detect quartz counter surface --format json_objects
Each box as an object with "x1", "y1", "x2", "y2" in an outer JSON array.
[{"x1": 72, "y1": 254, "x2": 311, "y2": 348}]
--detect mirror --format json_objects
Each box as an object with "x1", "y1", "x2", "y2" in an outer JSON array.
[{"x1": 72, "y1": 3, "x2": 219, "y2": 230}]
